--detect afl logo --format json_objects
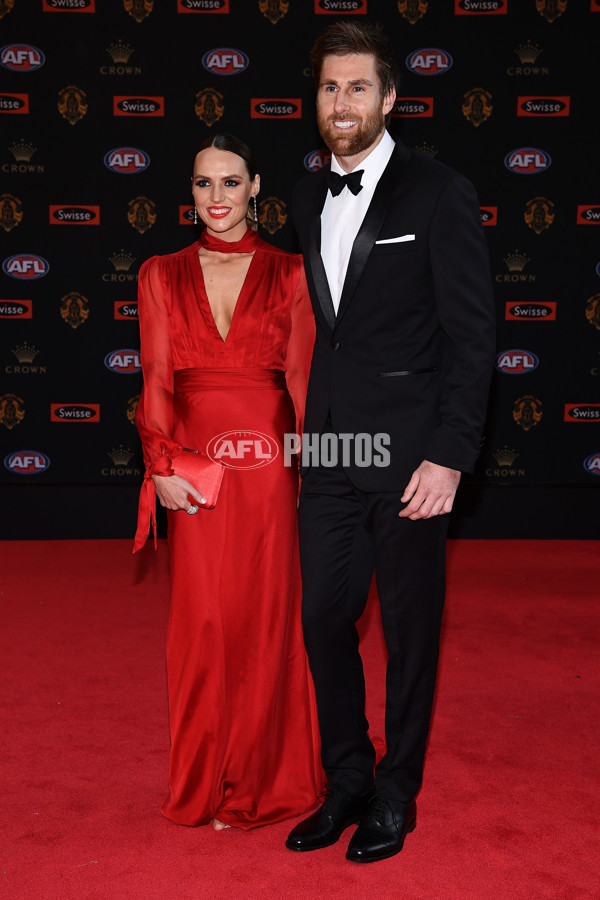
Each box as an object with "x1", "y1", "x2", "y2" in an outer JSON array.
[
  {"x1": 504, "y1": 148, "x2": 551, "y2": 175},
  {"x1": 495, "y1": 350, "x2": 539, "y2": 374},
  {"x1": 583, "y1": 452, "x2": 600, "y2": 475},
  {"x1": 207, "y1": 430, "x2": 278, "y2": 469},
  {"x1": 406, "y1": 49, "x2": 453, "y2": 76},
  {"x1": 104, "y1": 349, "x2": 141, "y2": 374},
  {"x1": 304, "y1": 149, "x2": 332, "y2": 172},
  {"x1": 3, "y1": 254, "x2": 49, "y2": 279},
  {"x1": 202, "y1": 48, "x2": 249, "y2": 75},
  {"x1": 0, "y1": 44, "x2": 45, "y2": 72},
  {"x1": 104, "y1": 148, "x2": 150, "y2": 174},
  {"x1": 5, "y1": 450, "x2": 50, "y2": 475}
]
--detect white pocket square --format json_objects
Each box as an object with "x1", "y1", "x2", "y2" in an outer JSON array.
[{"x1": 375, "y1": 234, "x2": 416, "y2": 244}]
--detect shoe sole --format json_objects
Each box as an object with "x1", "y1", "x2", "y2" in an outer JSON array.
[
  {"x1": 345, "y1": 817, "x2": 417, "y2": 864},
  {"x1": 285, "y1": 818, "x2": 362, "y2": 852}
]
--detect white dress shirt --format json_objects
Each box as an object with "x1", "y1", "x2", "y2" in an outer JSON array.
[{"x1": 321, "y1": 130, "x2": 396, "y2": 313}]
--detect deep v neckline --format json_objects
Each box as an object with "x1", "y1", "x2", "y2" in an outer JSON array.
[{"x1": 194, "y1": 247, "x2": 257, "y2": 344}]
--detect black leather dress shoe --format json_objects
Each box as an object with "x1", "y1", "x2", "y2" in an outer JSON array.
[
  {"x1": 346, "y1": 795, "x2": 416, "y2": 863},
  {"x1": 285, "y1": 787, "x2": 374, "y2": 852}
]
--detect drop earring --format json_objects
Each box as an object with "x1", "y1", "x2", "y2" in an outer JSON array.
[
  {"x1": 193, "y1": 207, "x2": 198, "y2": 225},
  {"x1": 253, "y1": 196, "x2": 258, "y2": 223}
]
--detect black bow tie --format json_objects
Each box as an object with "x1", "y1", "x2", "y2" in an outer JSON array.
[{"x1": 327, "y1": 169, "x2": 364, "y2": 197}]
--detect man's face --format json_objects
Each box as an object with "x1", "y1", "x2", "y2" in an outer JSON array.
[{"x1": 316, "y1": 53, "x2": 395, "y2": 160}]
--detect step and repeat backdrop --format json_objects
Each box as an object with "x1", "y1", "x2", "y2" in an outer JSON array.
[{"x1": 1, "y1": 0, "x2": 599, "y2": 494}]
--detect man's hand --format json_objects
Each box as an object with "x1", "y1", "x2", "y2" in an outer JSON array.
[{"x1": 399, "y1": 460, "x2": 461, "y2": 520}]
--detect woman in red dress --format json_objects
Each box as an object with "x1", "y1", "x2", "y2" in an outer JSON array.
[{"x1": 133, "y1": 134, "x2": 322, "y2": 830}]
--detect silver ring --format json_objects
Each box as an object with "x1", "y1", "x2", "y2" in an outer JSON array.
[{"x1": 186, "y1": 505, "x2": 199, "y2": 515}]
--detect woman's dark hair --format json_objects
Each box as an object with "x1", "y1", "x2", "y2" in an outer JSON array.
[
  {"x1": 309, "y1": 21, "x2": 400, "y2": 100},
  {"x1": 192, "y1": 133, "x2": 258, "y2": 181}
]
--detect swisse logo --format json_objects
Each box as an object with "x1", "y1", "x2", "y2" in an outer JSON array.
[
  {"x1": 202, "y1": 48, "x2": 248, "y2": 75},
  {"x1": 5, "y1": 450, "x2": 50, "y2": 474},
  {"x1": 3, "y1": 254, "x2": 49, "y2": 279},
  {"x1": 0, "y1": 300, "x2": 33, "y2": 318},
  {"x1": 104, "y1": 148, "x2": 150, "y2": 174},
  {"x1": 42, "y1": 0, "x2": 96, "y2": 9},
  {"x1": 304, "y1": 149, "x2": 331, "y2": 172},
  {"x1": 179, "y1": 205, "x2": 195, "y2": 225},
  {"x1": 517, "y1": 96, "x2": 570, "y2": 117},
  {"x1": 0, "y1": 45, "x2": 45, "y2": 72},
  {"x1": 505, "y1": 148, "x2": 551, "y2": 175},
  {"x1": 392, "y1": 97, "x2": 433, "y2": 118},
  {"x1": 505, "y1": 302, "x2": 556, "y2": 321},
  {"x1": 480, "y1": 206, "x2": 498, "y2": 226},
  {"x1": 495, "y1": 349, "x2": 539, "y2": 374},
  {"x1": 113, "y1": 96, "x2": 164, "y2": 117},
  {"x1": 0, "y1": 94, "x2": 29, "y2": 113},
  {"x1": 51, "y1": 403, "x2": 100, "y2": 422},
  {"x1": 251, "y1": 99, "x2": 301, "y2": 119},
  {"x1": 564, "y1": 404, "x2": 600, "y2": 422},
  {"x1": 455, "y1": 0, "x2": 507, "y2": 12},
  {"x1": 406, "y1": 49, "x2": 453, "y2": 76},
  {"x1": 206, "y1": 430, "x2": 278, "y2": 469},
  {"x1": 177, "y1": 0, "x2": 229, "y2": 9},
  {"x1": 104, "y1": 349, "x2": 141, "y2": 374},
  {"x1": 114, "y1": 301, "x2": 138, "y2": 320},
  {"x1": 315, "y1": 0, "x2": 367, "y2": 11},
  {"x1": 49, "y1": 205, "x2": 100, "y2": 224},
  {"x1": 584, "y1": 452, "x2": 600, "y2": 475},
  {"x1": 577, "y1": 205, "x2": 600, "y2": 225}
]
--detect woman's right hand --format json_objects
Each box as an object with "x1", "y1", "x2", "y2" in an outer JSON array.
[{"x1": 152, "y1": 474, "x2": 206, "y2": 512}]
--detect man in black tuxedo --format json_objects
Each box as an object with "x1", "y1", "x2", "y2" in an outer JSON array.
[{"x1": 285, "y1": 22, "x2": 496, "y2": 863}]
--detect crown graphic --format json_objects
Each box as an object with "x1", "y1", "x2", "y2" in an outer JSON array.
[
  {"x1": 13, "y1": 342, "x2": 39, "y2": 363},
  {"x1": 492, "y1": 446, "x2": 519, "y2": 467},
  {"x1": 503, "y1": 250, "x2": 530, "y2": 272},
  {"x1": 109, "y1": 250, "x2": 136, "y2": 271},
  {"x1": 414, "y1": 141, "x2": 438, "y2": 158},
  {"x1": 9, "y1": 139, "x2": 37, "y2": 162},
  {"x1": 515, "y1": 40, "x2": 542, "y2": 64},
  {"x1": 106, "y1": 40, "x2": 134, "y2": 64},
  {"x1": 108, "y1": 444, "x2": 134, "y2": 466}
]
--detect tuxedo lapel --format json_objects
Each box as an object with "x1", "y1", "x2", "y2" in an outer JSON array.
[
  {"x1": 307, "y1": 177, "x2": 336, "y2": 332},
  {"x1": 335, "y1": 143, "x2": 410, "y2": 327}
]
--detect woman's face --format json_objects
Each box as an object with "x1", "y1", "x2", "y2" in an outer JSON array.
[{"x1": 192, "y1": 147, "x2": 259, "y2": 241}]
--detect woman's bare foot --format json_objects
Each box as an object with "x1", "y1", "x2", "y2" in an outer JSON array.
[{"x1": 211, "y1": 818, "x2": 230, "y2": 831}]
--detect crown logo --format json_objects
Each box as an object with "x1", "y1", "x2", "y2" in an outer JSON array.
[
  {"x1": 108, "y1": 445, "x2": 134, "y2": 466},
  {"x1": 503, "y1": 250, "x2": 530, "y2": 272},
  {"x1": 492, "y1": 446, "x2": 519, "y2": 467},
  {"x1": 9, "y1": 139, "x2": 37, "y2": 162},
  {"x1": 12, "y1": 342, "x2": 39, "y2": 364},
  {"x1": 106, "y1": 40, "x2": 134, "y2": 64},
  {"x1": 515, "y1": 40, "x2": 542, "y2": 64},
  {"x1": 414, "y1": 141, "x2": 438, "y2": 158},
  {"x1": 109, "y1": 250, "x2": 136, "y2": 271}
]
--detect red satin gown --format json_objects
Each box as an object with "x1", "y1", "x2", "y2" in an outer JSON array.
[{"x1": 134, "y1": 228, "x2": 323, "y2": 828}]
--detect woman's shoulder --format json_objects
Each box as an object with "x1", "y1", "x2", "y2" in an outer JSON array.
[{"x1": 153, "y1": 240, "x2": 200, "y2": 263}]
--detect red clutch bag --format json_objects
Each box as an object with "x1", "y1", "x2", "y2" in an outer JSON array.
[{"x1": 172, "y1": 447, "x2": 224, "y2": 509}]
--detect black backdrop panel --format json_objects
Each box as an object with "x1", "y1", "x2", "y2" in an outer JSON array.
[{"x1": 1, "y1": 0, "x2": 599, "y2": 504}]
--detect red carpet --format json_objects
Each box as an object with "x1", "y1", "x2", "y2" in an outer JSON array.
[{"x1": 1, "y1": 540, "x2": 598, "y2": 899}]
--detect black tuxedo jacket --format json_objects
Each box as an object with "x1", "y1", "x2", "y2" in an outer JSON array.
[{"x1": 293, "y1": 139, "x2": 496, "y2": 492}]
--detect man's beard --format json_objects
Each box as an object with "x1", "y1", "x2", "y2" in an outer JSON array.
[{"x1": 317, "y1": 107, "x2": 385, "y2": 158}]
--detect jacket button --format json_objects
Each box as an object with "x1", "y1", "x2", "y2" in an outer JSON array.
[{"x1": 332, "y1": 340, "x2": 340, "y2": 351}]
